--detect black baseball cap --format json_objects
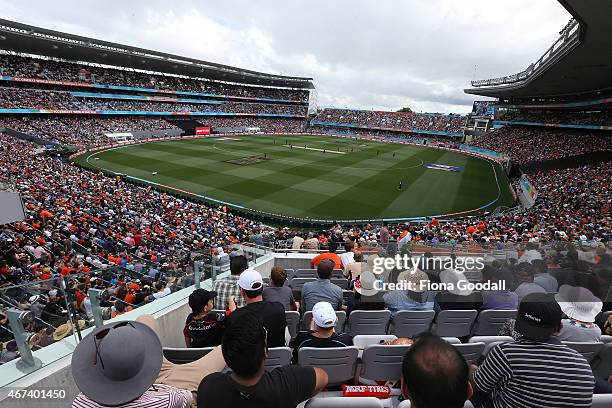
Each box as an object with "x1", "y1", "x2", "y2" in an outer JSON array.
[
  {"x1": 515, "y1": 292, "x2": 562, "y2": 342},
  {"x1": 188, "y1": 289, "x2": 217, "y2": 315}
]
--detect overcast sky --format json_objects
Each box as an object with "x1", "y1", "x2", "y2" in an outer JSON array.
[{"x1": 1, "y1": 0, "x2": 571, "y2": 113}]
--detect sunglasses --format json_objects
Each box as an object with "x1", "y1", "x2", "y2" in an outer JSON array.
[{"x1": 93, "y1": 321, "x2": 134, "y2": 369}]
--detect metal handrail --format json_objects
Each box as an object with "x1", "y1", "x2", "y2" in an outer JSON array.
[{"x1": 471, "y1": 19, "x2": 579, "y2": 88}]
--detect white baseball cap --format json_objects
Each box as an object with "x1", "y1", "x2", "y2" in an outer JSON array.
[
  {"x1": 238, "y1": 269, "x2": 264, "y2": 291},
  {"x1": 48, "y1": 289, "x2": 58, "y2": 298},
  {"x1": 312, "y1": 302, "x2": 337, "y2": 328}
]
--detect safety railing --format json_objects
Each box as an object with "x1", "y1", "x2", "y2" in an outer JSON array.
[{"x1": 471, "y1": 19, "x2": 580, "y2": 88}]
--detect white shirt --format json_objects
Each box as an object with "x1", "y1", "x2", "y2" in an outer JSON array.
[{"x1": 339, "y1": 251, "x2": 355, "y2": 268}]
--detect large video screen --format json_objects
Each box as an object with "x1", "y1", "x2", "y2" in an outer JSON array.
[{"x1": 472, "y1": 101, "x2": 496, "y2": 116}]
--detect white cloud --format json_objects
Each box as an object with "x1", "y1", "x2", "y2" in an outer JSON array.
[{"x1": 0, "y1": 0, "x2": 572, "y2": 113}]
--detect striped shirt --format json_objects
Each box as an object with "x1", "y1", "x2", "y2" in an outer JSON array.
[
  {"x1": 473, "y1": 338, "x2": 594, "y2": 408},
  {"x1": 72, "y1": 384, "x2": 191, "y2": 407}
]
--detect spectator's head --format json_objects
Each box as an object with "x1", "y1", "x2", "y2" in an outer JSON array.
[
  {"x1": 328, "y1": 241, "x2": 338, "y2": 253},
  {"x1": 71, "y1": 321, "x2": 163, "y2": 406},
  {"x1": 238, "y1": 268, "x2": 264, "y2": 300},
  {"x1": 222, "y1": 312, "x2": 267, "y2": 379},
  {"x1": 354, "y1": 252, "x2": 363, "y2": 262},
  {"x1": 317, "y1": 259, "x2": 334, "y2": 280},
  {"x1": 189, "y1": 289, "x2": 217, "y2": 316},
  {"x1": 270, "y1": 266, "x2": 287, "y2": 287},
  {"x1": 344, "y1": 241, "x2": 354, "y2": 252},
  {"x1": 230, "y1": 255, "x2": 248, "y2": 276},
  {"x1": 401, "y1": 333, "x2": 471, "y2": 408},
  {"x1": 48, "y1": 289, "x2": 59, "y2": 302},
  {"x1": 311, "y1": 301, "x2": 337, "y2": 333},
  {"x1": 516, "y1": 262, "x2": 535, "y2": 283},
  {"x1": 515, "y1": 292, "x2": 562, "y2": 341}
]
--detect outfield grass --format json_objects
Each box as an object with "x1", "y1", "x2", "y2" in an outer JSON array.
[{"x1": 74, "y1": 134, "x2": 515, "y2": 221}]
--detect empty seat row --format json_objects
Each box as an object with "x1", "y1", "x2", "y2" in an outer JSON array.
[{"x1": 285, "y1": 309, "x2": 518, "y2": 339}]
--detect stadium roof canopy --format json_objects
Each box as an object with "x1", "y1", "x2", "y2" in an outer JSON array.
[
  {"x1": 465, "y1": 0, "x2": 612, "y2": 99},
  {"x1": 0, "y1": 18, "x2": 315, "y2": 89}
]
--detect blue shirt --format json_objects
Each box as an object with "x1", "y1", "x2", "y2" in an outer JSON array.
[
  {"x1": 383, "y1": 291, "x2": 436, "y2": 316},
  {"x1": 301, "y1": 279, "x2": 344, "y2": 311},
  {"x1": 481, "y1": 290, "x2": 519, "y2": 311}
]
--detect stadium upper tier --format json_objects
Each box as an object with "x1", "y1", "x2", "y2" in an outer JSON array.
[
  {"x1": 0, "y1": 86, "x2": 308, "y2": 117},
  {"x1": 0, "y1": 54, "x2": 310, "y2": 103},
  {"x1": 0, "y1": 19, "x2": 314, "y2": 89},
  {"x1": 311, "y1": 108, "x2": 466, "y2": 137},
  {"x1": 466, "y1": 0, "x2": 612, "y2": 98}
]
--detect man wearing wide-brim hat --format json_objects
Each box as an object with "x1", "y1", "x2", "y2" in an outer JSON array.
[
  {"x1": 383, "y1": 269, "x2": 435, "y2": 316},
  {"x1": 71, "y1": 320, "x2": 193, "y2": 407},
  {"x1": 554, "y1": 285, "x2": 603, "y2": 343}
]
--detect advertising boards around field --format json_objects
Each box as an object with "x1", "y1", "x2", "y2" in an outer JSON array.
[
  {"x1": 195, "y1": 127, "x2": 211, "y2": 135},
  {"x1": 518, "y1": 175, "x2": 538, "y2": 208}
]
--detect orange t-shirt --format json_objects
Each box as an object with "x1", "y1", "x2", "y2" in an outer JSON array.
[{"x1": 310, "y1": 253, "x2": 342, "y2": 269}]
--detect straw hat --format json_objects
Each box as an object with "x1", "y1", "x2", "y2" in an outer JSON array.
[
  {"x1": 397, "y1": 269, "x2": 430, "y2": 293},
  {"x1": 53, "y1": 320, "x2": 87, "y2": 341}
]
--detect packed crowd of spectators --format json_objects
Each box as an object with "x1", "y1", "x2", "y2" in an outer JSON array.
[
  {"x1": 312, "y1": 108, "x2": 466, "y2": 134},
  {"x1": 0, "y1": 87, "x2": 308, "y2": 116},
  {"x1": 473, "y1": 126, "x2": 612, "y2": 164},
  {"x1": 0, "y1": 54, "x2": 309, "y2": 102},
  {"x1": 502, "y1": 110, "x2": 612, "y2": 127},
  {"x1": 0, "y1": 117, "x2": 179, "y2": 147}
]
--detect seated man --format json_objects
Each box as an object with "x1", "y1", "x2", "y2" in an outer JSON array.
[
  {"x1": 229, "y1": 268, "x2": 287, "y2": 348},
  {"x1": 514, "y1": 262, "x2": 546, "y2": 302},
  {"x1": 301, "y1": 259, "x2": 344, "y2": 312},
  {"x1": 401, "y1": 332, "x2": 472, "y2": 408},
  {"x1": 184, "y1": 288, "x2": 226, "y2": 347},
  {"x1": 310, "y1": 241, "x2": 342, "y2": 269},
  {"x1": 293, "y1": 301, "x2": 352, "y2": 361},
  {"x1": 198, "y1": 313, "x2": 328, "y2": 407},
  {"x1": 470, "y1": 292, "x2": 594, "y2": 408},
  {"x1": 263, "y1": 266, "x2": 298, "y2": 311},
  {"x1": 383, "y1": 269, "x2": 435, "y2": 315},
  {"x1": 72, "y1": 320, "x2": 195, "y2": 407}
]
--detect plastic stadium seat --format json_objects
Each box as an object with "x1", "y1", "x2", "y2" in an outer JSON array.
[
  {"x1": 453, "y1": 342, "x2": 485, "y2": 363},
  {"x1": 285, "y1": 310, "x2": 301, "y2": 339},
  {"x1": 601, "y1": 335, "x2": 612, "y2": 344},
  {"x1": 359, "y1": 344, "x2": 411, "y2": 382},
  {"x1": 468, "y1": 336, "x2": 514, "y2": 356},
  {"x1": 330, "y1": 278, "x2": 349, "y2": 290},
  {"x1": 352, "y1": 335, "x2": 398, "y2": 350},
  {"x1": 305, "y1": 397, "x2": 384, "y2": 408},
  {"x1": 390, "y1": 310, "x2": 435, "y2": 338},
  {"x1": 298, "y1": 346, "x2": 359, "y2": 385},
  {"x1": 593, "y1": 343, "x2": 612, "y2": 378},
  {"x1": 397, "y1": 401, "x2": 475, "y2": 408},
  {"x1": 264, "y1": 347, "x2": 292, "y2": 371},
  {"x1": 592, "y1": 394, "x2": 612, "y2": 408},
  {"x1": 343, "y1": 290, "x2": 355, "y2": 304},
  {"x1": 162, "y1": 347, "x2": 214, "y2": 364},
  {"x1": 432, "y1": 310, "x2": 478, "y2": 337},
  {"x1": 302, "y1": 310, "x2": 347, "y2": 333},
  {"x1": 562, "y1": 342, "x2": 605, "y2": 363},
  {"x1": 294, "y1": 269, "x2": 317, "y2": 279},
  {"x1": 442, "y1": 337, "x2": 462, "y2": 344},
  {"x1": 347, "y1": 310, "x2": 392, "y2": 336},
  {"x1": 290, "y1": 277, "x2": 316, "y2": 292},
  {"x1": 471, "y1": 309, "x2": 517, "y2": 336}
]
